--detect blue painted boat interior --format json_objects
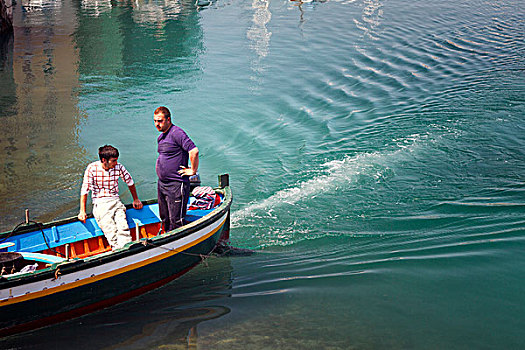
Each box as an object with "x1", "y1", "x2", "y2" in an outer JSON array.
[{"x1": 1, "y1": 200, "x2": 218, "y2": 254}]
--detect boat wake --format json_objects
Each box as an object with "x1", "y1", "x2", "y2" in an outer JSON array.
[{"x1": 231, "y1": 133, "x2": 429, "y2": 230}]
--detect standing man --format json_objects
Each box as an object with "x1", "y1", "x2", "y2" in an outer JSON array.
[
  {"x1": 154, "y1": 106, "x2": 199, "y2": 231},
  {"x1": 78, "y1": 145, "x2": 143, "y2": 249}
]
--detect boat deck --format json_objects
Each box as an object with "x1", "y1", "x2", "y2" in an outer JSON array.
[{"x1": 1, "y1": 200, "x2": 220, "y2": 266}]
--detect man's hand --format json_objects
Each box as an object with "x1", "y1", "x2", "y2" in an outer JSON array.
[
  {"x1": 178, "y1": 166, "x2": 195, "y2": 177},
  {"x1": 133, "y1": 199, "x2": 143, "y2": 210},
  {"x1": 78, "y1": 210, "x2": 87, "y2": 223}
]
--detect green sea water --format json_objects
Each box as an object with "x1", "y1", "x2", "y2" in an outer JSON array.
[{"x1": 0, "y1": 0, "x2": 524, "y2": 348}]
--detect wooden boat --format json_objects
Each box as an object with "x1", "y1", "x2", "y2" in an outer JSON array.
[{"x1": 0, "y1": 174, "x2": 232, "y2": 337}]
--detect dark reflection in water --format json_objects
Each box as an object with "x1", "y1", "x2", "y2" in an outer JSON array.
[
  {"x1": 0, "y1": 0, "x2": 204, "y2": 232},
  {"x1": 74, "y1": 0, "x2": 203, "y2": 86},
  {"x1": 0, "y1": 0, "x2": 86, "y2": 231},
  {"x1": 0, "y1": 33, "x2": 14, "y2": 110},
  {"x1": 0, "y1": 257, "x2": 233, "y2": 349}
]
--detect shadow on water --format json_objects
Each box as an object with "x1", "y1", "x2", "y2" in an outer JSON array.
[{"x1": 0, "y1": 257, "x2": 234, "y2": 349}]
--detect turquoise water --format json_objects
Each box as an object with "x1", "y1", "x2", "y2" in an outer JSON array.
[{"x1": 0, "y1": 0, "x2": 524, "y2": 348}]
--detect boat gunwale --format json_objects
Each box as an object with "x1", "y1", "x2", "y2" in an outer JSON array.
[{"x1": 0, "y1": 186, "x2": 232, "y2": 288}]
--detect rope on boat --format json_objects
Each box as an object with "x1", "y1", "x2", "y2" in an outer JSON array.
[
  {"x1": 30, "y1": 221, "x2": 66, "y2": 257},
  {"x1": 2, "y1": 220, "x2": 65, "y2": 257},
  {"x1": 0, "y1": 222, "x2": 26, "y2": 244},
  {"x1": 141, "y1": 239, "x2": 217, "y2": 267}
]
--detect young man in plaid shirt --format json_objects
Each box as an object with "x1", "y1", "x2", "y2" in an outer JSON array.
[{"x1": 78, "y1": 145, "x2": 143, "y2": 249}]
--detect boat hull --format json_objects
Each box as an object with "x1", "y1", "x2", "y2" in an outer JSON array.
[
  {"x1": 0, "y1": 185, "x2": 232, "y2": 337},
  {"x1": 1, "y1": 222, "x2": 224, "y2": 336}
]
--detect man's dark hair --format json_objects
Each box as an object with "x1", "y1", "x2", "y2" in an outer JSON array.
[
  {"x1": 154, "y1": 106, "x2": 171, "y2": 119},
  {"x1": 98, "y1": 145, "x2": 119, "y2": 161}
]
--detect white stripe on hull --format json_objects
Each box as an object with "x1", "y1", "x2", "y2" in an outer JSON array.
[{"x1": 0, "y1": 212, "x2": 227, "y2": 303}]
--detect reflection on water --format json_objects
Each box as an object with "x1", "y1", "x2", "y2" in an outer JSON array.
[
  {"x1": 247, "y1": 0, "x2": 271, "y2": 74},
  {"x1": 131, "y1": 0, "x2": 184, "y2": 25},
  {"x1": 74, "y1": 0, "x2": 203, "y2": 96},
  {"x1": 288, "y1": 0, "x2": 327, "y2": 25},
  {"x1": 0, "y1": 257, "x2": 233, "y2": 349},
  {"x1": 356, "y1": 0, "x2": 383, "y2": 39},
  {"x1": 80, "y1": 0, "x2": 112, "y2": 17},
  {"x1": 0, "y1": 34, "x2": 14, "y2": 112},
  {"x1": 0, "y1": 0, "x2": 204, "y2": 231},
  {"x1": 0, "y1": 0, "x2": 86, "y2": 231}
]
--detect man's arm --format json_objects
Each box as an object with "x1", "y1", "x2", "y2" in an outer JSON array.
[
  {"x1": 78, "y1": 194, "x2": 88, "y2": 223},
  {"x1": 179, "y1": 147, "x2": 199, "y2": 176},
  {"x1": 128, "y1": 184, "x2": 143, "y2": 210},
  {"x1": 118, "y1": 164, "x2": 143, "y2": 210}
]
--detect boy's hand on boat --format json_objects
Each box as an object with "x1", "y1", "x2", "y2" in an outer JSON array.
[
  {"x1": 133, "y1": 199, "x2": 143, "y2": 210},
  {"x1": 78, "y1": 211, "x2": 87, "y2": 223}
]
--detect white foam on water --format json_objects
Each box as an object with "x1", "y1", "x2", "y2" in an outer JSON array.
[{"x1": 231, "y1": 134, "x2": 428, "y2": 228}]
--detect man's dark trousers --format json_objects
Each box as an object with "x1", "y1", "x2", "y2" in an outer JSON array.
[{"x1": 158, "y1": 180, "x2": 190, "y2": 231}]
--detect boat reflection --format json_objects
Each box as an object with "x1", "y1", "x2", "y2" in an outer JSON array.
[{"x1": 0, "y1": 256, "x2": 233, "y2": 349}]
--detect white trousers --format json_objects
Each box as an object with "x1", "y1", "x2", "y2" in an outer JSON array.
[{"x1": 93, "y1": 197, "x2": 131, "y2": 249}]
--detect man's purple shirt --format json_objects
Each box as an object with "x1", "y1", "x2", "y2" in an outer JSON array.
[{"x1": 156, "y1": 125, "x2": 196, "y2": 183}]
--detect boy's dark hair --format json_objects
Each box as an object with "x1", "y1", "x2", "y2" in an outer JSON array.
[{"x1": 98, "y1": 145, "x2": 119, "y2": 161}]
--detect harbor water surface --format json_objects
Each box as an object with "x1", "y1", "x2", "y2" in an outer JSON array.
[{"x1": 0, "y1": 0, "x2": 524, "y2": 348}]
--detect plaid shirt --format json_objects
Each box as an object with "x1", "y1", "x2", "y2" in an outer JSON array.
[{"x1": 80, "y1": 161, "x2": 134, "y2": 201}]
